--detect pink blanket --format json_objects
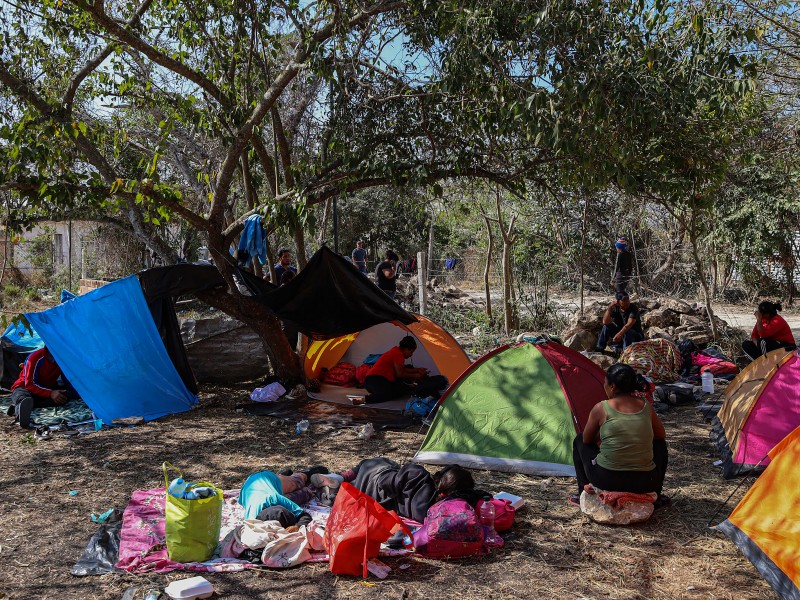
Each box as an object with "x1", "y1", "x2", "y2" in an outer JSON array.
[{"x1": 115, "y1": 487, "x2": 253, "y2": 574}]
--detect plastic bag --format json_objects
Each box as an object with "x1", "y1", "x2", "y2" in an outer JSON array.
[
  {"x1": 163, "y1": 462, "x2": 223, "y2": 563},
  {"x1": 323, "y1": 482, "x2": 410, "y2": 577}
]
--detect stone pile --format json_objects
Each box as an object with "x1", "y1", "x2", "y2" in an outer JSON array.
[
  {"x1": 394, "y1": 275, "x2": 485, "y2": 311},
  {"x1": 561, "y1": 298, "x2": 747, "y2": 354}
]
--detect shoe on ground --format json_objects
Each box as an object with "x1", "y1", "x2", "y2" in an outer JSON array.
[
  {"x1": 34, "y1": 426, "x2": 51, "y2": 441},
  {"x1": 310, "y1": 473, "x2": 342, "y2": 489},
  {"x1": 16, "y1": 397, "x2": 33, "y2": 429},
  {"x1": 567, "y1": 493, "x2": 581, "y2": 506},
  {"x1": 654, "y1": 494, "x2": 671, "y2": 510}
]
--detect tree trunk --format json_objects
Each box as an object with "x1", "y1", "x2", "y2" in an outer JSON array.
[
  {"x1": 196, "y1": 287, "x2": 302, "y2": 382},
  {"x1": 687, "y1": 206, "x2": 718, "y2": 340},
  {"x1": 294, "y1": 226, "x2": 308, "y2": 270},
  {"x1": 482, "y1": 214, "x2": 494, "y2": 322},
  {"x1": 579, "y1": 197, "x2": 589, "y2": 312}
]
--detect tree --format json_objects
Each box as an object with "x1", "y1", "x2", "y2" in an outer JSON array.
[{"x1": 0, "y1": 0, "x2": 756, "y2": 376}]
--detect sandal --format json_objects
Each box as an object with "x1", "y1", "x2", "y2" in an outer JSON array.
[
  {"x1": 567, "y1": 493, "x2": 581, "y2": 506},
  {"x1": 654, "y1": 494, "x2": 672, "y2": 510}
]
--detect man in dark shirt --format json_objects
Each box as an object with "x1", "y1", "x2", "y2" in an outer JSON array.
[
  {"x1": 269, "y1": 248, "x2": 297, "y2": 283},
  {"x1": 375, "y1": 250, "x2": 400, "y2": 299},
  {"x1": 596, "y1": 292, "x2": 644, "y2": 354},
  {"x1": 352, "y1": 240, "x2": 368, "y2": 274},
  {"x1": 612, "y1": 236, "x2": 633, "y2": 294}
]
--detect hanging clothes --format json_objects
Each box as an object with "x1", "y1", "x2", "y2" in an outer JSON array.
[{"x1": 237, "y1": 215, "x2": 266, "y2": 266}]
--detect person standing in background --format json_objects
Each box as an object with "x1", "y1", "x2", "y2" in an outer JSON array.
[
  {"x1": 376, "y1": 250, "x2": 400, "y2": 299},
  {"x1": 612, "y1": 236, "x2": 633, "y2": 294},
  {"x1": 352, "y1": 240, "x2": 368, "y2": 274}
]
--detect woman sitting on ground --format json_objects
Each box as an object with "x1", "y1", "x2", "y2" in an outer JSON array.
[
  {"x1": 311, "y1": 458, "x2": 483, "y2": 522},
  {"x1": 742, "y1": 300, "x2": 796, "y2": 361},
  {"x1": 570, "y1": 363, "x2": 669, "y2": 507}
]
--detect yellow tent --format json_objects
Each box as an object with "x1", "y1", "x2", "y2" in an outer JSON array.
[{"x1": 717, "y1": 425, "x2": 800, "y2": 599}]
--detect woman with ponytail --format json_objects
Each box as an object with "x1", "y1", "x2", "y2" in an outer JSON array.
[
  {"x1": 742, "y1": 301, "x2": 796, "y2": 360},
  {"x1": 569, "y1": 363, "x2": 669, "y2": 507}
]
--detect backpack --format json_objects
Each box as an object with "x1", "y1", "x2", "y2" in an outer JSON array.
[
  {"x1": 322, "y1": 362, "x2": 358, "y2": 387},
  {"x1": 404, "y1": 395, "x2": 437, "y2": 418},
  {"x1": 412, "y1": 498, "x2": 485, "y2": 559},
  {"x1": 474, "y1": 498, "x2": 516, "y2": 532}
]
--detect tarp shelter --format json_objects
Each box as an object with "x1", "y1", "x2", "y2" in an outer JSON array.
[
  {"x1": 26, "y1": 275, "x2": 198, "y2": 423},
  {"x1": 304, "y1": 315, "x2": 470, "y2": 382},
  {"x1": 413, "y1": 340, "x2": 607, "y2": 476},
  {"x1": 717, "y1": 425, "x2": 800, "y2": 599},
  {"x1": 0, "y1": 319, "x2": 44, "y2": 389},
  {"x1": 711, "y1": 348, "x2": 800, "y2": 478}
]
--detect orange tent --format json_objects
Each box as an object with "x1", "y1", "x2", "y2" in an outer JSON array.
[
  {"x1": 304, "y1": 314, "x2": 470, "y2": 383},
  {"x1": 717, "y1": 425, "x2": 800, "y2": 599}
]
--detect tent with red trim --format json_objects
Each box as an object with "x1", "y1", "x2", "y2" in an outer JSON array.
[{"x1": 413, "y1": 340, "x2": 607, "y2": 476}]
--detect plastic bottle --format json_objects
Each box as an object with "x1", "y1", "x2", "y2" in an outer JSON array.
[
  {"x1": 295, "y1": 419, "x2": 310, "y2": 435},
  {"x1": 479, "y1": 495, "x2": 502, "y2": 546},
  {"x1": 168, "y1": 477, "x2": 187, "y2": 499},
  {"x1": 701, "y1": 371, "x2": 714, "y2": 394}
]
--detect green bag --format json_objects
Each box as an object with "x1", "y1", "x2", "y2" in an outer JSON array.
[{"x1": 163, "y1": 462, "x2": 223, "y2": 563}]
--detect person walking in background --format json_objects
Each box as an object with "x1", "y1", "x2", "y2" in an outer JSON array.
[
  {"x1": 376, "y1": 249, "x2": 400, "y2": 299},
  {"x1": 352, "y1": 240, "x2": 368, "y2": 274},
  {"x1": 612, "y1": 236, "x2": 633, "y2": 294},
  {"x1": 742, "y1": 301, "x2": 796, "y2": 360}
]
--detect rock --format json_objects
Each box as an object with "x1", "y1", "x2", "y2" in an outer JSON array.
[
  {"x1": 659, "y1": 298, "x2": 694, "y2": 314},
  {"x1": 641, "y1": 308, "x2": 680, "y2": 329},
  {"x1": 637, "y1": 299, "x2": 660, "y2": 311},
  {"x1": 679, "y1": 314, "x2": 703, "y2": 328},
  {"x1": 565, "y1": 330, "x2": 598, "y2": 352},
  {"x1": 646, "y1": 327, "x2": 675, "y2": 342},
  {"x1": 445, "y1": 286, "x2": 468, "y2": 298},
  {"x1": 680, "y1": 331, "x2": 713, "y2": 346},
  {"x1": 586, "y1": 352, "x2": 616, "y2": 370}
]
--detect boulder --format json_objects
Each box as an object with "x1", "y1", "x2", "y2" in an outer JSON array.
[
  {"x1": 637, "y1": 299, "x2": 660, "y2": 311},
  {"x1": 641, "y1": 308, "x2": 680, "y2": 329},
  {"x1": 646, "y1": 327, "x2": 675, "y2": 342},
  {"x1": 586, "y1": 352, "x2": 616, "y2": 370},
  {"x1": 565, "y1": 330, "x2": 598, "y2": 352},
  {"x1": 181, "y1": 317, "x2": 269, "y2": 383},
  {"x1": 679, "y1": 331, "x2": 714, "y2": 346},
  {"x1": 679, "y1": 313, "x2": 703, "y2": 328},
  {"x1": 659, "y1": 298, "x2": 694, "y2": 314}
]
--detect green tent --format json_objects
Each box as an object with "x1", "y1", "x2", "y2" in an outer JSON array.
[{"x1": 413, "y1": 341, "x2": 607, "y2": 476}]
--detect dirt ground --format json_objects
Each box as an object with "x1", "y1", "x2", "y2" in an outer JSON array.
[{"x1": 0, "y1": 381, "x2": 776, "y2": 600}]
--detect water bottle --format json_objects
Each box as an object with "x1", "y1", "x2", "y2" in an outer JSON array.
[
  {"x1": 479, "y1": 495, "x2": 502, "y2": 546},
  {"x1": 168, "y1": 477, "x2": 187, "y2": 499},
  {"x1": 701, "y1": 371, "x2": 714, "y2": 394},
  {"x1": 295, "y1": 419, "x2": 310, "y2": 435}
]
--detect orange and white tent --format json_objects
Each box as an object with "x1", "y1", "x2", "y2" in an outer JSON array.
[
  {"x1": 304, "y1": 314, "x2": 470, "y2": 384},
  {"x1": 717, "y1": 425, "x2": 800, "y2": 599}
]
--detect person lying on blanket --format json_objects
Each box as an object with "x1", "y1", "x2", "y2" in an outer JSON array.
[
  {"x1": 7, "y1": 346, "x2": 78, "y2": 429},
  {"x1": 569, "y1": 363, "x2": 670, "y2": 509},
  {"x1": 363, "y1": 336, "x2": 448, "y2": 404},
  {"x1": 310, "y1": 458, "x2": 485, "y2": 522},
  {"x1": 239, "y1": 467, "x2": 332, "y2": 531}
]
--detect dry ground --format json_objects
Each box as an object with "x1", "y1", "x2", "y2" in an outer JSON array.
[{"x1": 0, "y1": 383, "x2": 775, "y2": 600}]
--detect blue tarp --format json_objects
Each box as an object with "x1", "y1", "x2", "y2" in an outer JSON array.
[
  {"x1": 1, "y1": 320, "x2": 44, "y2": 353},
  {"x1": 26, "y1": 275, "x2": 198, "y2": 423}
]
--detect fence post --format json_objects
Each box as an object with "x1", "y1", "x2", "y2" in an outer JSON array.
[{"x1": 417, "y1": 251, "x2": 427, "y2": 317}]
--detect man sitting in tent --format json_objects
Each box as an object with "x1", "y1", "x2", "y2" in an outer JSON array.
[
  {"x1": 596, "y1": 292, "x2": 644, "y2": 355},
  {"x1": 363, "y1": 336, "x2": 448, "y2": 404},
  {"x1": 7, "y1": 346, "x2": 76, "y2": 429}
]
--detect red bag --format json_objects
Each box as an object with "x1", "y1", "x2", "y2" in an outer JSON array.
[
  {"x1": 413, "y1": 498, "x2": 485, "y2": 558},
  {"x1": 323, "y1": 482, "x2": 410, "y2": 577},
  {"x1": 322, "y1": 362, "x2": 358, "y2": 387},
  {"x1": 474, "y1": 498, "x2": 516, "y2": 532},
  {"x1": 355, "y1": 364, "x2": 371, "y2": 385},
  {"x1": 701, "y1": 361, "x2": 738, "y2": 376}
]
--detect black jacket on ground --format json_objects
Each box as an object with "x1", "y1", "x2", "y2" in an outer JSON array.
[{"x1": 352, "y1": 458, "x2": 437, "y2": 523}]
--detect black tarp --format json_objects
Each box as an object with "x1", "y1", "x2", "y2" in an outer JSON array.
[
  {"x1": 248, "y1": 246, "x2": 415, "y2": 340},
  {"x1": 139, "y1": 247, "x2": 415, "y2": 340}
]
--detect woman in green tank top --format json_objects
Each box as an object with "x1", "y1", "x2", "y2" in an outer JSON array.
[{"x1": 568, "y1": 364, "x2": 669, "y2": 507}]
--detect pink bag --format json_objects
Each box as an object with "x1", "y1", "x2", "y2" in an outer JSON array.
[
  {"x1": 474, "y1": 498, "x2": 516, "y2": 532},
  {"x1": 412, "y1": 498, "x2": 485, "y2": 559},
  {"x1": 692, "y1": 351, "x2": 723, "y2": 366}
]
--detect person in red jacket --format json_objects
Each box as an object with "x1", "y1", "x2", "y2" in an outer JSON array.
[
  {"x1": 742, "y1": 301, "x2": 797, "y2": 361},
  {"x1": 8, "y1": 347, "x2": 71, "y2": 428},
  {"x1": 363, "y1": 336, "x2": 448, "y2": 404}
]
